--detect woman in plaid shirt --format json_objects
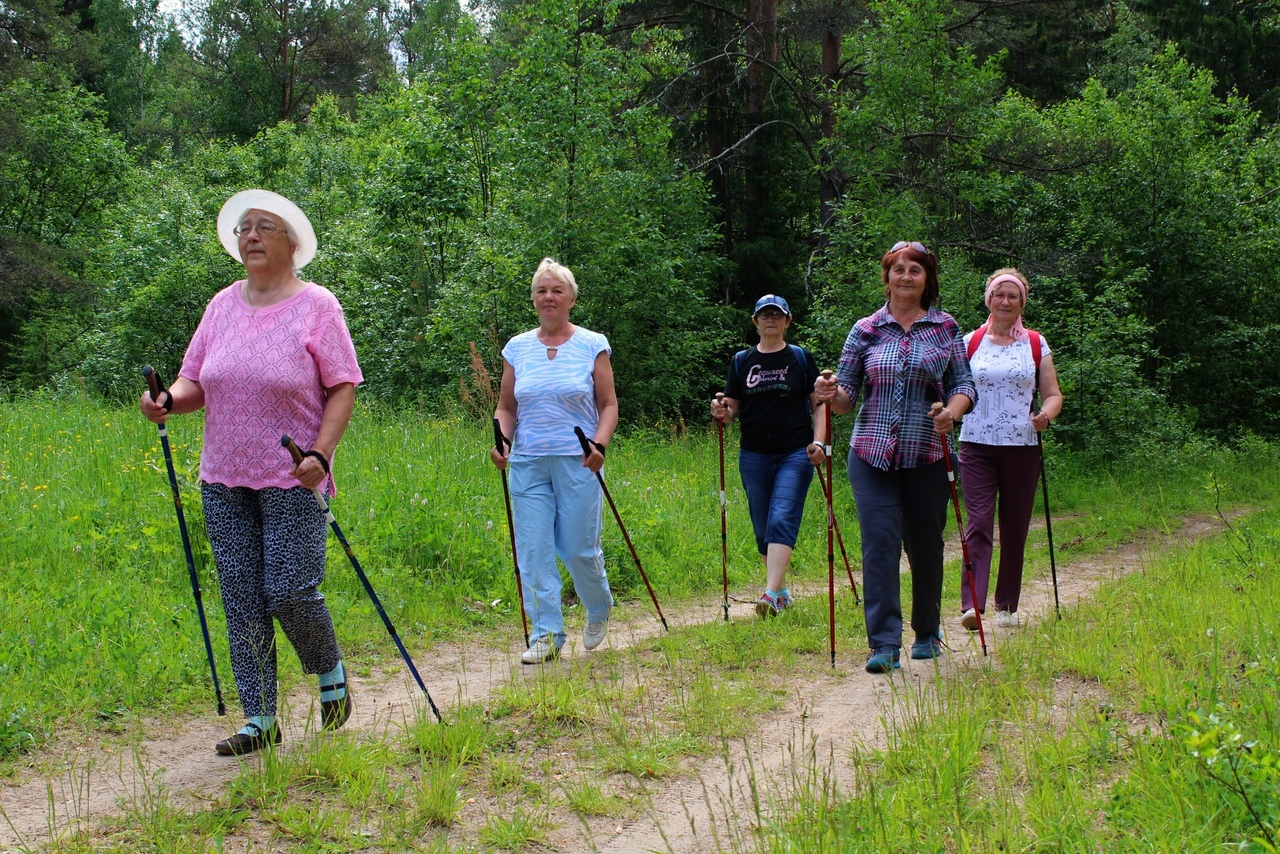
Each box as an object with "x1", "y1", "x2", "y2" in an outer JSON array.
[{"x1": 815, "y1": 242, "x2": 976, "y2": 674}]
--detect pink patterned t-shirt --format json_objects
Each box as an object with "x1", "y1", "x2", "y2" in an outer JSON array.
[{"x1": 180, "y1": 281, "x2": 363, "y2": 493}]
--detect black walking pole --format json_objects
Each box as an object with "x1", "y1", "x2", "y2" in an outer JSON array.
[
  {"x1": 142, "y1": 366, "x2": 226, "y2": 716},
  {"x1": 281, "y1": 435, "x2": 442, "y2": 723},
  {"x1": 573, "y1": 426, "x2": 669, "y2": 631},
  {"x1": 715, "y1": 393, "x2": 729, "y2": 622},
  {"x1": 1037, "y1": 432, "x2": 1061, "y2": 620},
  {"x1": 493, "y1": 420, "x2": 531, "y2": 646},
  {"x1": 932, "y1": 403, "x2": 987, "y2": 656}
]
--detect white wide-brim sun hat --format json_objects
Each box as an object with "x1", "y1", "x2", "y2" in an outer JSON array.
[{"x1": 217, "y1": 189, "x2": 318, "y2": 270}]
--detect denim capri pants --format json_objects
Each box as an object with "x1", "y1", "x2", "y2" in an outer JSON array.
[{"x1": 738, "y1": 447, "x2": 815, "y2": 555}]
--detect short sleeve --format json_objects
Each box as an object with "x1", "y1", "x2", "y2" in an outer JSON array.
[
  {"x1": 308, "y1": 291, "x2": 363, "y2": 389},
  {"x1": 179, "y1": 293, "x2": 220, "y2": 383}
]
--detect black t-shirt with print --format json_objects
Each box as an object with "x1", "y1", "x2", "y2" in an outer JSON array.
[{"x1": 724, "y1": 345, "x2": 818, "y2": 454}]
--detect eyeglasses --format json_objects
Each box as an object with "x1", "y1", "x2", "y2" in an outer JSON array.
[
  {"x1": 234, "y1": 221, "x2": 282, "y2": 238},
  {"x1": 755, "y1": 309, "x2": 787, "y2": 319},
  {"x1": 890, "y1": 241, "x2": 930, "y2": 255}
]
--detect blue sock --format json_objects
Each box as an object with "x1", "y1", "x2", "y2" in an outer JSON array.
[
  {"x1": 239, "y1": 715, "x2": 276, "y2": 736},
  {"x1": 319, "y1": 661, "x2": 347, "y2": 703}
]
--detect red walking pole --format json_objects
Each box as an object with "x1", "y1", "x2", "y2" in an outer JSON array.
[
  {"x1": 715, "y1": 393, "x2": 730, "y2": 622},
  {"x1": 814, "y1": 464, "x2": 860, "y2": 603},
  {"x1": 931, "y1": 403, "x2": 987, "y2": 656},
  {"x1": 573, "y1": 427, "x2": 669, "y2": 631},
  {"x1": 821, "y1": 370, "x2": 836, "y2": 668}
]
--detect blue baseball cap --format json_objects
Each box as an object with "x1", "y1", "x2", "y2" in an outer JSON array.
[{"x1": 752, "y1": 294, "x2": 791, "y2": 317}]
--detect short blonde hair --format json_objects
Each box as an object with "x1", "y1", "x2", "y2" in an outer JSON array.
[{"x1": 531, "y1": 257, "x2": 578, "y2": 299}]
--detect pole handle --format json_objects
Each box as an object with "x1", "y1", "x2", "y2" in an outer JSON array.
[
  {"x1": 281, "y1": 434, "x2": 305, "y2": 466},
  {"x1": 930, "y1": 401, "x2": 943, "y2": 414},
  {"x1": 714, "y1": 392, "x2": 725, "y2": 401},
  {"x1": 143, "y1": 365, "x2": 164, "y2": 401},
  {"x1": 573, "y1": 425, "x2": 593, "y2": 457},
  {"x1": 820, "y1": 369, "x2": 833, "y2": 380},
  {"x1": 493, "y1": 418, "x2": 509, "y2": 453}
]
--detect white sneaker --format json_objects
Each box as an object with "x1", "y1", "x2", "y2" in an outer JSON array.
[
  {"x1": 995, "y1": 610, "x2": 1019, "y2": 628},
  {"x1": 583, "y1": 619, "x2": 609, "y2": 651},
  {"x1": 521, "y1": 637, "x2": 560, "y2": 665},
  {"x1": 960, "y1": 608, "x2": 979, "y2": 631}
]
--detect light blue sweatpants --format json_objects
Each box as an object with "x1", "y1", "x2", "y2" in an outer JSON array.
[{"x1": 509, "y1": 455, "x2": 614, "y2": 648}]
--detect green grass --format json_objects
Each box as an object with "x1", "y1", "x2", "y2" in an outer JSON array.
[
  {"x1": 3, "y1": 392, "x2": 1280, "y2": 851},
  {"x1": 750, "y1": 502, "x2": 1280, "y2": 852}
]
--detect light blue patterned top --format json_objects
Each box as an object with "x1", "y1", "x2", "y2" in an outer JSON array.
[{"x1": 502, "y1": 326, "x2": 611, "y2": 458}]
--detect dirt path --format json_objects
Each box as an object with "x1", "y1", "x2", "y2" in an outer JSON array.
[{"x1": 0, "y1": 515, "x2": 1227, "y2": 851}]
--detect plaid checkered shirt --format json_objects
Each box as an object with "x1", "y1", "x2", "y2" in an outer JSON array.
[{"x1": 836, "y1": 305, "x2": 977, "y2": 471}]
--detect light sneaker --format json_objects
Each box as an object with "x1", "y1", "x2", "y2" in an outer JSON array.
[
  {"x1": 995, "y1": 610, "x2": 1019, "y2": 628},
  {"x1": 583, "y1": 619, "x2": 608, "y2": 651},
  {"x1": 776, "y1": 589, "x2": 793, "y2": 612},
  {"x1": 521, "y1": 637, "x2": 560, "y2": 665},
  {"x1": 755, "y1": 591, "x2": 780, "y2": 618},
  {"x1": 960, "y1": 608, "x2": 980, "y2": 631}
]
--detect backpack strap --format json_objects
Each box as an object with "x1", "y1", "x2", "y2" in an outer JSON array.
[{"x1": 966, "y1": 324, "x2": 988, "y2": 361}]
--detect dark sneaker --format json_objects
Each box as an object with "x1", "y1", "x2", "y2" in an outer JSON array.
[
  {"x1": 776, "y1": 590, "x2": 793, "y2": 612},
  {"x1": 911, "y1": 632, "x2": 945, "y2": 660},
  {"x1": 321, "y1": 686, "x2": 352, "y2": 731},
  {"x1": 865, "y1": 647, "x2": 901, "y2": 673},
  {"x1": 755, "y1": 591, "x2": 780, "y2": 618},
  {"x1": 214, "y1": 722, "x2": 280, "y2": 756}
]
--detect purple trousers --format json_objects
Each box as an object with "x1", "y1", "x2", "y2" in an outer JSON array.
[{"x1": 958, "y1": 442, "x2": 1042, "y2": 614}]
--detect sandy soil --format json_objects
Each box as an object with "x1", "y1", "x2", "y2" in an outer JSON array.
[{"x1": 0, "y1": 515, "x2": 1227, "y2": 852}]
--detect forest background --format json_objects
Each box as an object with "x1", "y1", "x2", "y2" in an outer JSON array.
[{"x1": 2, "y1": 0, "x2": 1278, "y2": 452}]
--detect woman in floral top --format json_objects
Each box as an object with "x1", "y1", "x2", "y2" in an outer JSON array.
[{"x1": 958, "y1": 268, "x2": 1063, "y2": 631}]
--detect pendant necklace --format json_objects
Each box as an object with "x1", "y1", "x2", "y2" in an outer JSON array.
[{"x1": 244, "y1": 281, "x2": 285, "y2": 316}]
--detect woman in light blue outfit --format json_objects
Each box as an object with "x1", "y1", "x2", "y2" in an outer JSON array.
[{"x1": 490, "y1": 258, "x2": 619, "y2": 664}]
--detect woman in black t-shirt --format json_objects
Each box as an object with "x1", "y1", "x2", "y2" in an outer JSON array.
[{"x1": 711, "y1": 295, "x2": 827, "y2": 617}]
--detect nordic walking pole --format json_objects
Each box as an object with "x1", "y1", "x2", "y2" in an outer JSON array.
[
  {"x1": 573, "y1": 426, "x2": 669, "y2": 631},
  {"x1": 931, "y1": 403, "x2": 987, "y2": 656},
  {"x1": 1037, "y1": 431, "x2": 1061, "y2": 620},
  {"x1": 142, "y1": 366, "x2": 226, "y2": 716},
  {"x1": 281, "y1": 435, "x2": 442, "y2": 722},
  {"x1": 814, "y1": 464, "x2": 860, "y2": 603},
  {"x1": 715, "y1": 393, "x2": 729, "y2": 622},
  {"x1": 493, "y1": 420, "x2": 531, "y2": 646},
  {"x1": 821, "y1": 370, "x2": 836, "y2": 668}
]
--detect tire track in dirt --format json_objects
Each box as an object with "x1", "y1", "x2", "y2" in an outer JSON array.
[{"x1": 0, "y1": 516, "x2": 1229, "y2": 851}]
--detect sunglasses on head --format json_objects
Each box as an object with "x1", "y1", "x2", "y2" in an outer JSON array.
[{"x1": 890, "y1": 241, "x2": 930, "y2": 255}]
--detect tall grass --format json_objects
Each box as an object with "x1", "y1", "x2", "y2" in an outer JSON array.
[
  {"x1": 753, "y1": 499, "x2": 1280, "y2": 851},
  {"x1": 1, "y1": 391, "x2": 1276, "y2": 761}
]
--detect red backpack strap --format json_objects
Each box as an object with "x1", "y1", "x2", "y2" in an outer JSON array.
[
  {"x1": 1027, "y1": 330, "x2": 1042, "y2": 374},
  {"x1": 966, "y1": 324, "x2": 988, "y2": 360}
]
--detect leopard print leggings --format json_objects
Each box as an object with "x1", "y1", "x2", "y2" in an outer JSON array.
[{"x1": 201, "y1": 483, "x2": 342, "y2": 716}]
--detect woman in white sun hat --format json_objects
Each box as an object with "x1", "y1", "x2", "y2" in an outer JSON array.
[{"x1": 139, "y1": 189, "x2": 362, "y2": 756}]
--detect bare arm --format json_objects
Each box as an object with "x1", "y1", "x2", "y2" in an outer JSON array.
[
  {"x1": 139, "y1": 376, "x2": 205, "y2": 423},
  {"x1": 490, "y1": 360, "x2": 517, "y2": 471},
  {"x1": 1031, "y1": 353, "x2": 1063, "y2": 431},
  {"x1": 587, "y1": 351, "x2": 618, "y2": 473},
  {"x1": 293, "y1": 382, "x2": 356, "y2": 490}
]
